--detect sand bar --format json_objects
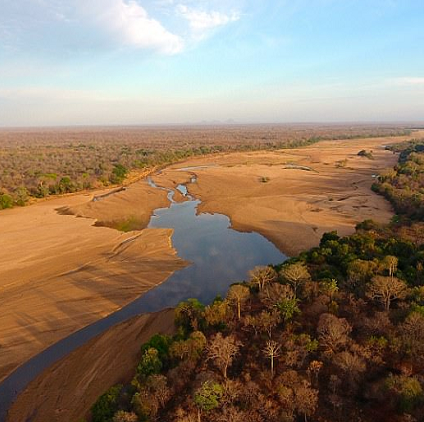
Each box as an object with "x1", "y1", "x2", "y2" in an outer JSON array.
[{"x1": 0, "y1": 184, "x2": 186, "y2": 382}]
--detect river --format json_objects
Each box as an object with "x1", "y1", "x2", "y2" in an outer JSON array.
[{"x1": 0, "y1": 173, "x2": 286, "y2": 421}]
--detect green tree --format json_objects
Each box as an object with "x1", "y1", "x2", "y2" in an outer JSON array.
[
  {"x1": 204, "y1": 300, "x2": 230, "y2": 327},
  {"x1": 175, "y1": 298, "x2": 205, "y2": 333},
  {"x1": 194, "y1": 381, "x2": 223, "y2": 422},
  {"x1": 140, "y1": 334, "x2": 172, "y2": 362},
  {"x1": 386, "y1": 375, "x2": 423, "y2": 412},
  {"x1": 276, "y1": 298, "x2": 300, "y2": 322},
  {"x1": 91, "y1": 384, "x2": 122, "y2": 422},
  {"x1": 110, "y1": 164, "x2": 128, "y2": 184},
  {"x1": 137, "y1": 347, "x2": 162, "y2": 379}
]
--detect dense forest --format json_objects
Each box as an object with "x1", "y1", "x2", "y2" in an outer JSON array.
[
  {"x1": 0, "y1": 126, "x2": 411, "y2": 209},
  {"x1": 87, "y1": 140, "x2": 424, "y2": 422}
]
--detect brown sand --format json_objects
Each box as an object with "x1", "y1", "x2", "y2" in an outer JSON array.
[
  {"x1": 7, "y1": 309, "x2": 176, "y2": 422},
  {"x1": 0, "y1": 184, "x2": 186, "y2": 382},
  {"x1": 58, "y1": 175, "x2": 170, "y2": 230},
  {"x1": 153, "y1": 134, "x2": 424, "y2": 255}
]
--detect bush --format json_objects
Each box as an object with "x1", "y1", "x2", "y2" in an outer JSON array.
[
  {"x1": 110, "y1": 164, "x2": 128, "y2": 184},
  {"x1": 0, "y1": 193, "x2": 13, "y2": 209},
  {"x1": 91, "y1": 384, "x2": 123, "y2": 422}
]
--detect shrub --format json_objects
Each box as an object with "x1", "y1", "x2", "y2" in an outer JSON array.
[{"x1": 91, "y1": 384, "x2": 123, "y2": 422}]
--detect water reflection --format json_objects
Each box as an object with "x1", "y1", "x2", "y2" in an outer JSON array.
[{"x1": 145, "y1": 198, "x2": 286, "y2": 308}]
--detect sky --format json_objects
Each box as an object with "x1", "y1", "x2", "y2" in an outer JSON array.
[{"x1": 0, "y1": 0, "x2": 423, "y2": 127}]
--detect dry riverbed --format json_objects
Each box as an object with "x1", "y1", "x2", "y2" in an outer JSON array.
[
  {"x1": 153, "y1": 134, "x2": 417, "y2": 255},
  {"x1": 1, "y1": 132, "x2": 422, "y2": 420},
  {"x1": 0, "y1": 183, "x2": 186, "y2": 383}
]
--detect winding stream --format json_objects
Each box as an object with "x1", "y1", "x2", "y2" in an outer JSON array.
[{"x1": 0, "y1": 174, "x2": 286, "y2": 421}]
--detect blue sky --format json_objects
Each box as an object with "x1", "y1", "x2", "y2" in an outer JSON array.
[{"x1": 0, "y1": 0, "x2": 423, "y2": 126}]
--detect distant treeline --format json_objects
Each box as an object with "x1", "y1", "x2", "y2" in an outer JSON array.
[
  {"x1": 0, "y1": 126, "x2": 412, "y2": 210},
  {"x1": 372, "y1": 138, "x2": 424, "y2": 221}
]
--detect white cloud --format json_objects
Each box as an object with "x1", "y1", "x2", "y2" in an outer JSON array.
[
  {"x1": 83, "y1": 0, "x2": 184, "y2": 54},
  {"x1": 0, "y1": 0, "x2": 243, "y2": 55},
  {"x1": 177, "y1": 4, "x2": 240, "y2": 38}
]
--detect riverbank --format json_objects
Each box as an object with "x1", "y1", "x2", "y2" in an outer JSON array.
[
  {"x1": 0, "y1": 184, "x2": 186, "y2": 383},
  {"x1": 6, "y1": 309, "x2": 176, "y2": 422},
  {"x1": 153, "y1": 133, "x2": 422, "y2": 255}
]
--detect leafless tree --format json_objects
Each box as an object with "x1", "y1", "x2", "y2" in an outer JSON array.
[
  {"x1": 147, "y1": 374, "x2": 171, "y2": 408},
  {"x1": 400, "y1": 312, "x2": 424, "y2": 361},
  {"x1": 227, "y1": 285, "x2": 250, "y2": 320},
  {"x1": 263, "y1": 340, "x2": 281, "y2": 377},
  {"x1": 317, "y1": 313, "x2": 351, "y2": 353},
  {"x1": 207, "y1": 333, "x2": 242, "y2": 378},
  {"x1": 294, "y1": 380, "x2": 318, "y2": 422},
  {"x1": 334, "y1": 350, "x2": 366, "y2": 391},
  {"x1": 257, "y1": 310, "x2": 281, "y2": 339},
  {"x1": 259, "y1": 283, "x2": 294, "y2": 309},
  {"x1": 366, "y1": 275, "x2": 408, "y2": 311},
  {"x1": 249, "y1": 266, "x2": 277, "y2": 291},
  {"x1": 279, "y1": 263, "x2": 311, "y2": 297}
]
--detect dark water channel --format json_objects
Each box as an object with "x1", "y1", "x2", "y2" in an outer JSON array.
[{"x1": 0, "y1": 176, "x2": 286, "y2": 420}]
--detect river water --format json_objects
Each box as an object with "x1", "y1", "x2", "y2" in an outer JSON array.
[{"x1": 0, "y1": 175, "x2": 286, "y2": 421}]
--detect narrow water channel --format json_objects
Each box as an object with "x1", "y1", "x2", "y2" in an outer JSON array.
[{"x1": 0, "y1": 175, "x2": 287, "y2": 421}]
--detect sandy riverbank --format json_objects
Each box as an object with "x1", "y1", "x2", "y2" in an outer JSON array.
[
  {"x1": 0, "y1": 183, "x2": 186, "y2": 382},
  {"x1": 7, "y1": 309, "x2": 176, "y2": 422},
  {"x1": 153, "y1": 133, "x2": 423, "y2": 255}
]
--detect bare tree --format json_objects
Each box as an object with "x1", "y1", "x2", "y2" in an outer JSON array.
[
  {"x1": 317, "y1": 313, "x2": 351, "y2": 353},
  {"x1": 400, "y1": 312, "x2": 424, "y2": 360},
  {"x1": 216, "y1": 406, "x2": 247, "y2": 422},
  {"x1": 249, "y1": 266, "x2": 277, "y2": 291},
  {"x1": 367, "y1": 275, "x2": 408, "y2": 311},
  {"x1": 263, "y1": 340, "x2": 281, "y2": 377},
  {"x1": 257, "y1": 310, "x2": 281, "y2": 339},
  {"x1": 227, "y1": 285, "x2": 250, "y2": 320},
  {"x1": 334, "y1": 350, "x2": 366, "y2": 391},
  {"x1": 279, "y1": 263, "x2": 311, "y2": 297},
  {"x1": 294, "y1": 380, "x2": 318, "y2": 422},
  {"x1": 147, "y1": 374, "x2": 171, "y2": 408},
  {"x1": 259, "y1": 283, "x2": 294, "y2": 309},
  {"x1": 242, "y1": 314, "x2": 260, "y2": 336},
  {"x1": 207, "y1": 333, "x2": 242, "y2": 378}
]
